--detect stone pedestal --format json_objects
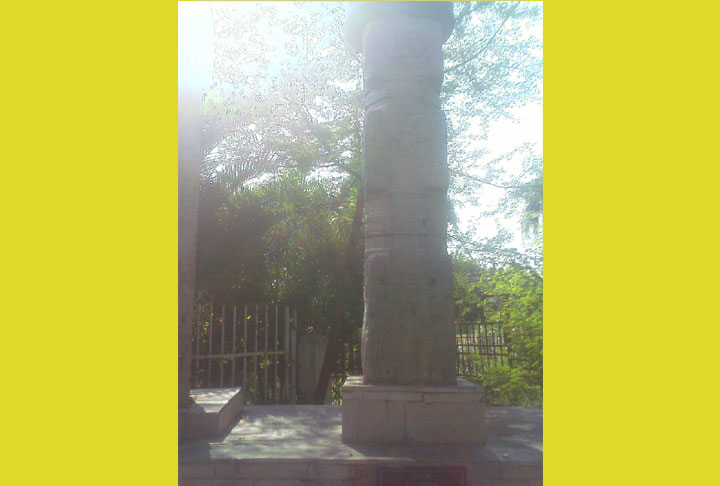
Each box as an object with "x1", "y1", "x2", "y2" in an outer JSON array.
[
  {"x1": 342, "y1": 376, "x2": 485, "y2": 445},
  {"x1": 179, "y1": 388, "x2": 244, "y2": 441}
]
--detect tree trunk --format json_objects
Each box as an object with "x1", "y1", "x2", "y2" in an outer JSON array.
[
  {"x1": 312, "y1": 189, "x2": 364, "y2": 404},
  {"x1": 312, "y1": 336, "x2": 341, "y2": 404}
]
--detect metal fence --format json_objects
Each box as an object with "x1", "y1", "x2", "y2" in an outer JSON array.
[
  {"x1": 456, "y1": 320, "x2": 509, "y2": 376},
  {"x1": 329, "y1": 320, "x2": 508, "y2": 402},
  {"x1": 191, "y1": 294, "x2": 298, "y2": 404},
  {"x1": 329, "y1": 333, "x2": 362, "y2": 404},
  {"x1": 190, "y1": 293, "x2": 524, "y2": 404}
]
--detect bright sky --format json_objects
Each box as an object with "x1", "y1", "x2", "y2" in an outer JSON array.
[
  {"x1": 178, "y1": 2, "x2": 214, "y2": 95},
  {"x1": 457, "y1": 101, "x2": 543, "y2": 251},
  {"x1": 179, "y1": 1, "x2": 543, "y2": 254}
]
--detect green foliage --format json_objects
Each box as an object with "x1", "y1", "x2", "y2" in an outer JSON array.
[
  {"x1": 453, "y1": 254, "x2": 543, "y2": 406},
  {"x1": 470, "y1": 366, "x2": 542, "y2": 407},
  {"x1": 196, "y1": 171, "x2": 363, "y2": 340}
]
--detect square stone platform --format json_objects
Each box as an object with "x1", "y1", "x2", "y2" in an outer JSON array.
[
  {"x1": 342, "y1": 376, "x2": 485, "y2": 445},
  {"x1": 179, "y1": 387, "x2": 244, "y2": 441},
  {"x1": 179, "y1": 405, "x2": 542, "y2": 486}
]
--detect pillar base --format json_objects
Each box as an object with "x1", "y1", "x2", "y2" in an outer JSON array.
[
  {"x1": 341, "y1": 376, "x2": 485, "y2": 445},
  {"x1": 179, "y1": 387, "x2": 243, "y2": 441}
]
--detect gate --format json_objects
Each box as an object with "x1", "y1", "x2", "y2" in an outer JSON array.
[{"x1": 191, "y1": 293, "x2": 298, "y2": 404}]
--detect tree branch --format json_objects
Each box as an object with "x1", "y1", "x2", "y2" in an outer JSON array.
[
  {"x1": 450, "y1": 168, "x2": 541, "y2": 190},
  {"x1": 444, "y1": 2, "x2": 520, "y2": 75}
]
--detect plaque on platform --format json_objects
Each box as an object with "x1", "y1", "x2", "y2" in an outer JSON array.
[{"x1": 377, "y1": 466, "x2": 465, "y2": 486}]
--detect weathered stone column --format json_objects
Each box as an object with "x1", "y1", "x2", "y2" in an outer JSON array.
[
  {"x1": 178, "y1": 98, "x2": 200, "y2": 408},
  {"x1": 347, "y1": 1, "x2": 456, "y2": 386},
  {"x1": 179, "y1": 4, "x2": 244, "y2": 439},
  {"x1": 178, "y1": 8, "x2": 205, "y2": 408},
  {"x1": 341, "y1": 1, "x2": 485, "y2": 445}
]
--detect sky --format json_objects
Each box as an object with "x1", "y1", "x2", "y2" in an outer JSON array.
[
  {"x1": 180, "y1": 1, "x2": 543, "y2": 255},
  {"x1": 178, "y1": 1, "x2": 214, "y2": 95},
  {"x1": 457, "y1": 101, "x2": 543, "y2": 251}
]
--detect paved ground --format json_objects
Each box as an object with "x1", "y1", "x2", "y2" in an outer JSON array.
[{"x1": 179, "y1": 405, "x2": 542, "y2": 464}]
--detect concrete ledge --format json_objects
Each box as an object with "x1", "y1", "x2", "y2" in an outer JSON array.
[
  {"x1": 341, "y1": 376, "x2": 485, "y2": 445},
  {"x1": 179, "y1": 387, "x2": 243, "y2": 441},
  {"x1": 179, "y1": 405, "x2": 541, "y2": 486}
]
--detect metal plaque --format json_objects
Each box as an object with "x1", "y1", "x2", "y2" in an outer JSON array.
[{"x1": 377, "y1": 466, "x2": 466, "y2": 486}]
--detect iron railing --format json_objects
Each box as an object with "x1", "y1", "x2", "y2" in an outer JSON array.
[{"x1": 191, "y1": 294, "x2": 298, "y2": 404}]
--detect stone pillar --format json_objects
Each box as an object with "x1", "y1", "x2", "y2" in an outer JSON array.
[
  {"x1": 347, "y1": 1, "x2": 456, "y2": 386},
  {"x1": 341, "y1": 1, "x2": 485, "y2": 444},
  {"x1": 178, "y1": 93, "x2": 200, "y2": 408},
  {"x1": 178, "y1": 1, "x2": 212, "y2": 408},
  {"x1": 179, "y1": 5, "x2": 244, "y2": 440}
]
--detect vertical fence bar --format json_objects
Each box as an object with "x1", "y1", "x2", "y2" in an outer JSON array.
[
  {"x1": 468, "y1": 323, "x2": 472, "y2": 373},
  {"x1": 467, "y1": 322, "x2": 477, "y2": 375},
  {"x1": 459, "y1": 323, "x2": 466, "y2": 375},
  {"x1": 254, "y1": 304, "x2": 258, "y2": 403},
  {"x1": 291, "y1": 307, "x2": 297, "y2": 404},
  {"x1": 208, "y1": 303, "x2": 213, "y2": 387},
  {"x1": 488, "y1": 323, "x2": 493, "y2": 370},
  {"x1": 465, "y1": 324, "x2": 470, "y2": 374},
  {"x1": 349, "y1": 333, "x2": 356, "y2": 374},
  {"x1": 498, "y1": 323, "x2": 503, "y2": 364},
  {"x1": 264, "y1": 304, "x2": 269, "y2": 403},
  {"x1": 283, "y1": 305, "x2": 290, "y2": 402},
  {"x1": 347, "y1": 335, "x2": 352, "y2": 377},
  {"x1": 243, "y1": 305, "x2": 248, "y2": 398},
  {"x1": 194, "y1": 302, "x2": 200, "y2": 386},
  {"x1": 473, "y1": 321, "x2": 481, "y2": 375},
  {"x1": 466, "y1": 322, "x2": 471, "y2": 374},
  {"x1": 455, "y1": 323, "x2": 460, "y2": 373},
  {"x1": 466, "y1": 323, "x2": 470, "y2": 374},
  {"x1": 483, "y1": 322, "x2": 490, "y2": 365},
  {"x1": 355, "y1": 332, "x2": 359, "y2": 373},
  {"x1": 499, "y1": 324, "x2": 505, "y2": 366},
  {"x1": 273, "y1": 305, "x2": 278, "y2": 402},
  {"x1": 220, "y1": 305, "x2": 225, "y2": 387},
  {"x1": 459, "y1": 323, "x2": 463, "y2": 373},
  {"x1": 457, "y1": 323, "x2": 461, "y2": 374},
  {"x1": 491, "y1": 324, "x2": 498, "y2": 365},
  {"x1": 232, "y1": 305, "x2": 237, "y2": 387}
]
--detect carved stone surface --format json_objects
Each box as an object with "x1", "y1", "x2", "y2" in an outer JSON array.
[{"x1": 345, "y1": 2, "x2": 456, "y2": 386}]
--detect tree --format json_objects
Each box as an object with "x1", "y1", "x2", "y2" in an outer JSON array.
[
  {"x1": 453, "y1": 254, "x2": 543, "y2": 405},
  {"x1": 443, "y1": 1, "x2": 543, "y2": 266},
  {"x1": 196, "y1": 1, "x2": 543, "y2": 403}
]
